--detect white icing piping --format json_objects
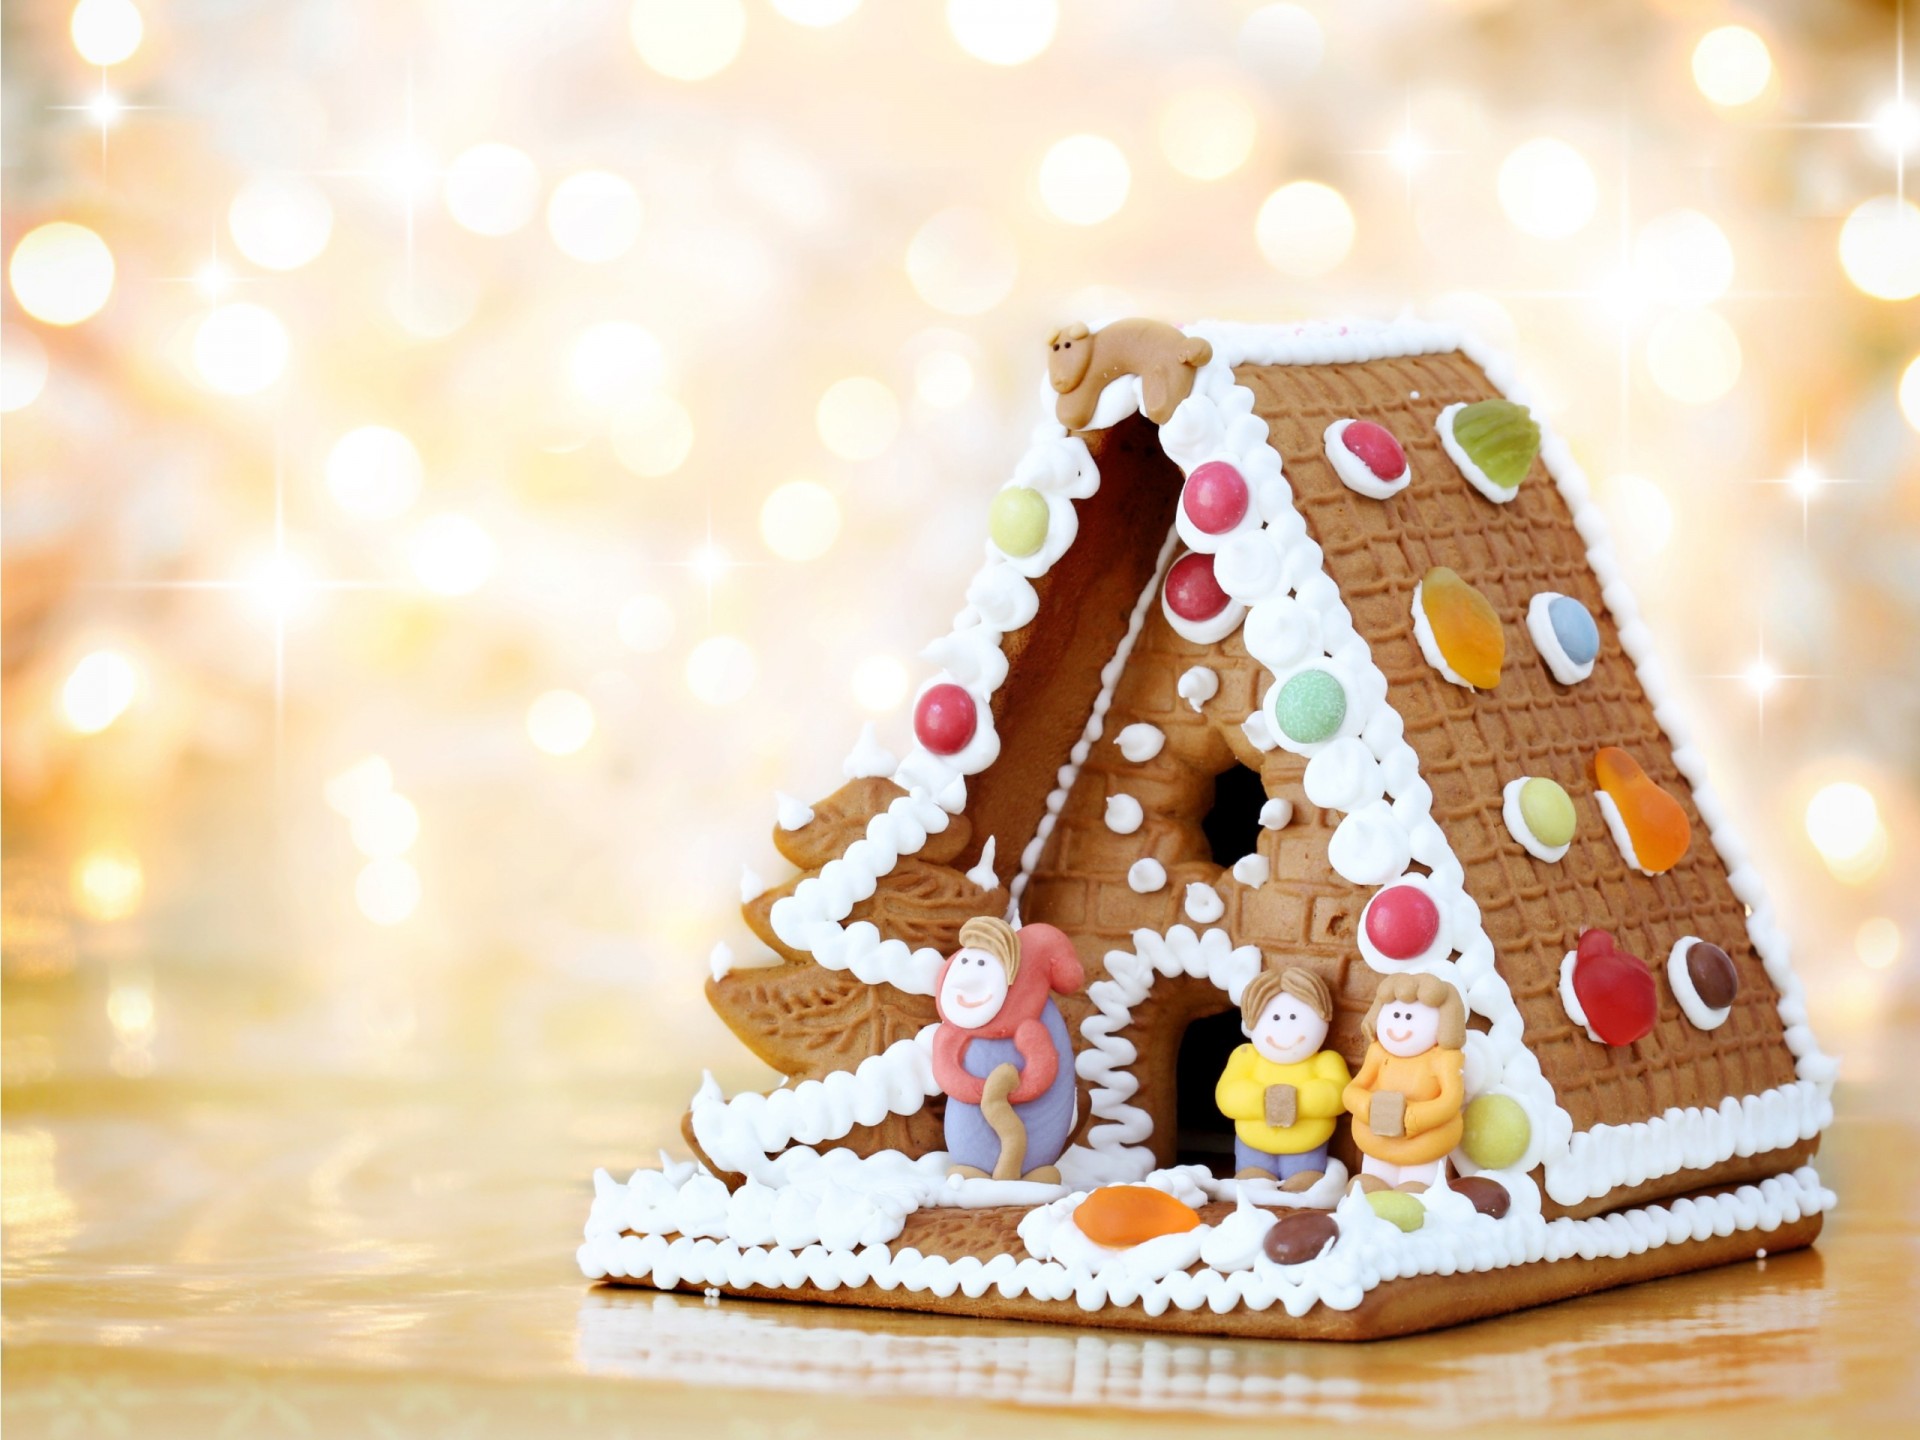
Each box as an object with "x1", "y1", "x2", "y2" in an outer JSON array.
[{"x1": 580, "y1": 1165, "x2": 1833, "y2": 1322}]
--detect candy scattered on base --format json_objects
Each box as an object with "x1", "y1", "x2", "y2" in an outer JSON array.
[
  {"x1": 1261, "y1": 1209, "x2": 1339, "y2": 1266},
  {"x1": 1072, "y1": 1185, "x2": 1204, "y2": 1248},
  {"x1": 1460, "y1": 1093, "x2": 1532, "y2": 1170},
  {"x1": 1366, "y1": 1190, "x2": 1425, "y2": 1232},
  {"x1": 1451, "y1": 1175, "x2": 1512, "y2": 1220},
  {"x1": 1413, "y1": 566, "x2": 1505, "y2": 690},
  {"x1": 1592, "y1": 746, "x2": 1691, "y2": 874},
  {"x1": 1560, "y1": 928, "x2": 1658, "y2": 1047}
]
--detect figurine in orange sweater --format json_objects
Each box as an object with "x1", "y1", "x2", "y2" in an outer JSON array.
[{"x1": 1342, "y1": 973, "x2": 1468, "y2": 1194}]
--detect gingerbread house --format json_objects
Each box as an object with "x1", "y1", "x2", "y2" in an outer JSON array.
[{"x1": 578, "y1": 318, "x2": 1835, "y2": 1339}]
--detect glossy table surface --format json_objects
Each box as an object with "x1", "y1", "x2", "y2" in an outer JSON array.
[{"x1": 4, "y1": 959, "x2": 1917, "y2": 1438}]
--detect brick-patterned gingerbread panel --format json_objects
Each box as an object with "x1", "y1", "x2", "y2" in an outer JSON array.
[{"x1": 1235, "y1": 355, "x2": 1798, "y2": 1134}]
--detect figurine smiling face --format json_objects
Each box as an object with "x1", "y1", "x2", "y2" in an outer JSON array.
[
  {"x1": 938, "y1": 946, "x2": 1009, "y2": 1030},
  {"x1": 1249, "y1": 993, "x2": 1330, "y2": 1065},
  {"x1": 1376, "y1": 998, "x2": 1442, "y2": 1058}
]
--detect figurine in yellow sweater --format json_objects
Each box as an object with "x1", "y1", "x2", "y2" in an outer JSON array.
[
  {"x1": 1214, "y1": 967, "x2": 1350, "y2": 1190},
  {"x1": 1342, "y1": 973, "x2": 1468, "y2": 1193}
]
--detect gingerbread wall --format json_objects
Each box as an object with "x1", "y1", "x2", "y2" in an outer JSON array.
[{"x1": 1023, "y1": 350, "x2": 1810, "y2": 1216}]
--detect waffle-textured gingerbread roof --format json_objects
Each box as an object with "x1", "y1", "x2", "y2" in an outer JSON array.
[{"x1": 696, "y1": 318, "x2": 1831, "y2": 1220}]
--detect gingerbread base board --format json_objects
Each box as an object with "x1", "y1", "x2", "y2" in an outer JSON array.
[{"x1": 589, "y1": 1205, "x2": 1821, "y2": 1343}]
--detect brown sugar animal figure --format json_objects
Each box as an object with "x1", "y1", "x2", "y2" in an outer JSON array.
[{"x1": 1048, "y1": 318, "x2": 1213, "y2": 430}]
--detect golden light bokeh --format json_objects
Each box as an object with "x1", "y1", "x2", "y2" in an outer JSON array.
[
  {"x1": 629, "y1": 0, "x2": 746, "y2": 82},
  {"x1": 527, "y1": 690, "x2": 597, "y2": 755},
  {"x1": 759, "y1": 480, "x2": 841, "y2": 561},
  {"x1": 1692, "y1": 24, "x2": 1773, "y2": 108},
  {"x1": 947, "y1": 0, "x2": 1056, "y2": 67},
  {"x1": 69, "y1": 0, "x2": 143, "y2": 67},
  {"x1": 192, "y1": 302, "x2": 289, "y2": 395},
  {"x1": 410, "y1": 515, "x2": 498, "y2": 597},
  {"x1": 1236, "y1": 4, "x2": 1324, "y2": 84},
  {"x1": 1037, "y1": 135, "x2": 1132, "y2": 226},
  {"x1": 324, "y1": 755, "x2": 395, "y2": 819},
  {"x1": 906, "y1": 207, "x2": 1019, "y2": 316},
  {"x1": 609, "y1": 394, "x2": 695, "y2": 478},
  {"x1": 1497, "y1": 138, "x2": 1598, "y2": 240},
  {"x1": 1254, "y1": 181, "x2": 1353, "y2": 277},
  {"x1": 570, "y1": 321, "x2": 666, "y2": 408},
  {"x1": 1634, "y1": 209, "x2": 1735, "y2": 305},
  {"x1": 71, "y1": 849, "x2": 144, "y2": 923},
  {"x1": 850, "y1": 653, "x2": 908, "y2": 712},
  {"x1": 1856, "y1": 915, "x2": 1902, "y2": 970},
  {"x1": 1901, "y1": 354, "x2": 1920, "y2": 434},
  {"x1": 1837, "y1": 194, "x2": 1920, "y2": 301},
  {"x1": 1806, "y1": 780, "x2": 1888, "y2": 883},
  {"x1": 815, "y1": 376, "x2": 899, "y2": 460},
  {"x1": 355, "y1": 857, "x2": 421, "y2": 925},
  {"x1": 228, "y1": 175, "x2": 333, "y2": 272},
  {"x1": 1645, "y1": 307, "x2": 1742, "y2": 405},
  {"x1": 546, "y1": 170, "x2": 644, "y2": 263},
  {"x1": 325, "y1": 426, "x2": 423, "y2": 521},
  {"x1": 60, "y1": 650, "x2": 140, "y2": 735},
  {"x1": 9, "y1": 221, "x2": 114, "y2": 326},
  {"x1": 617, "y1": 594, "x2": 677, "y2": 653},
  {"x1": 914, "y1": 348, "x2": 974, "y2": 409},
  {"x1": 444, "y1": 144, "x2": 543, "y2": 237},
  {"x1": 1158, "y1": 87, "x2": 1259, "y2": 182},
  {"x1": 685, "y1": 635, "x2": 756, "y2": 706},
  {"x1": 1, "y1": 323, "x2": 49, "y2": 412}
]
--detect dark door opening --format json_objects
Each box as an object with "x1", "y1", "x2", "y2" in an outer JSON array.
[
  {"x1": 1202, "y1": 763, "x2": 1269, "y2": 868},
  {"x1": 1174, "y1": 1008, "x2": 1245, "y2": 1172}
]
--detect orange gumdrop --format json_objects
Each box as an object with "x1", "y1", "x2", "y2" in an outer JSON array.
[
  {"x1": 1419, "y1": 567, "x2": 1505, "y2": 690},
  {"x1": 1593, "y1": 746, "x2": 1692, "y2": 874},
  {"x1": 1072, "y1": 1186, "x2": 1204, "y2": 1248}
]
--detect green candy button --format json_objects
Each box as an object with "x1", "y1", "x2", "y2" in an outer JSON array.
[
  {"x1": 1274, "y1": 670, "x2": 1347, "y2": 745},
  {"x1": 988, "y1": 486, "x2": 1049, "y2": 558},
  {"x1": 1518, "y1": 777, "x2": 1577, "y2": 848}
]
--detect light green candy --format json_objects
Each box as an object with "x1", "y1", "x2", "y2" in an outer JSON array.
[
  {"x1": 988, "y1": 486, "x2": 1049, "y2": 558},
  {"x1": 1366, "y1": 1190, "x2": 1425, "y2": 1233},
  {"x1": 1518, "y1": 777, "x2": 1577, "y2": 849},
  {"x1": 1274, "y1": 670, "x2": 1347, "y2": 745},
  {"x1": 1461, "y1": 1093, "x2": 1532, "y2": 1170},
  {"x1": 1451, "y1": 399, "x2": 1541, "y2": 492}
]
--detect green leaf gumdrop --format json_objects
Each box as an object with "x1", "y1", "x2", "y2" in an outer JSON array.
[
  {"x1": 1451, "y1": 399, "x2": 1541, "y2": 493},
  {"x1": 989, "y1": 486, "x2": 1049, "y2": 558}
]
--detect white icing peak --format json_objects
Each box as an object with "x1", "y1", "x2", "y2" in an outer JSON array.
[
  {"x1": 773, "y1": 792, "x2": 814, "y2": 831},
  {"x1": 1127, "y1": 858, "x2": 1167, "y2": 894},
  {"x1": 1177, "y1": 665, "x2": 1219, "y2": 712},
  {"x1": 842, "y1": 723, "x2": 899, "y2": 780},
  {"x1": 964, "y1": 835, "x2": 999, "y2": 892},
  {"x1": 1115, "y1": 723, "x2": 1165, "y2": 763},
  {"x1": 1104, "y1": 794, "x2": 1144, "y2": 835}
]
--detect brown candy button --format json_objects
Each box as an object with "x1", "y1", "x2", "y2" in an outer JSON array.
[
  {"x1": 1452, "y1": 1175, "x2": 1512, "y2": 1220},
  {"x1": 1262, "y1": 1209, "x2": 1339, "y2": 1266},
  {"x1": 1686, "y1": 941, "x2": 1739, "y2": 1012}
]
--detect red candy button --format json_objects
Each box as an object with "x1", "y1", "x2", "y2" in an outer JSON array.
[
  {"x1": 1364, "y1": 883, "x2": 1440, "y2": 961},
  {"x1": 1569, "y1": 928, "x2": 1658, "y2": 1047},
  {"x1": 1181, "y1": 461, "x2": 1250, "y2": 534},
  {"x1": 1342, "y1": 421, "x2": 1407, "y2": 481},
  {"x1": 1163, "y1": 551, "x2": 1230, "y2": 622},
  {"x1": 914, "y1": 683, "x2": 978, "y2": 756}
]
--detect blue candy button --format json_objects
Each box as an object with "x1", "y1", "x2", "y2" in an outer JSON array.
[{"x1": 1547, "y1": 595, "x2": 1599, "y2": 667}]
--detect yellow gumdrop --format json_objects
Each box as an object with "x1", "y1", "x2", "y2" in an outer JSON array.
[{"x1": 1420, "y1": 566, "x2": 1505, "y2": 689}]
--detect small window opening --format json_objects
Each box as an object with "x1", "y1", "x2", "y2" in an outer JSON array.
[
  {"x1": 1173, "y1": 1008, "x2": 1246, "y2": 1172},
  {"x1": 1202, "y1": 763, "x2": 1269, "y2": 868}
]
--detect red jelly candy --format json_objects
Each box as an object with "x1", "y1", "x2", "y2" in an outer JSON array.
[
  {"x1": 1569, "y1": 928, "x2": 1658, "y2": 1047},
  {"x1": 1364, "y1": 883, "x2": 1441, "y2": 961},
  {"x1": 1163, "y1": 551, "x2": 1230, "y2": 621},
  {"x1": 914, "y1": 683, "x2": 977, "y2": 755},
  {"x1": 1342, "y1": 420, "x2": 1407, "y2": 481},
  {"x1": 1181, "y1": 461, "x2": 1250, "y2": 534}
]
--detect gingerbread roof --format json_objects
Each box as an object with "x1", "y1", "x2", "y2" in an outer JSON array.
[{"x1": 695, "y1": 319, "x2": 1833, "y2": 1219}]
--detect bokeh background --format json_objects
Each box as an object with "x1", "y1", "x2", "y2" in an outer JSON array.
[{"x1": 4, "y1": 0, "x2": 1918, "y2": 1282}]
